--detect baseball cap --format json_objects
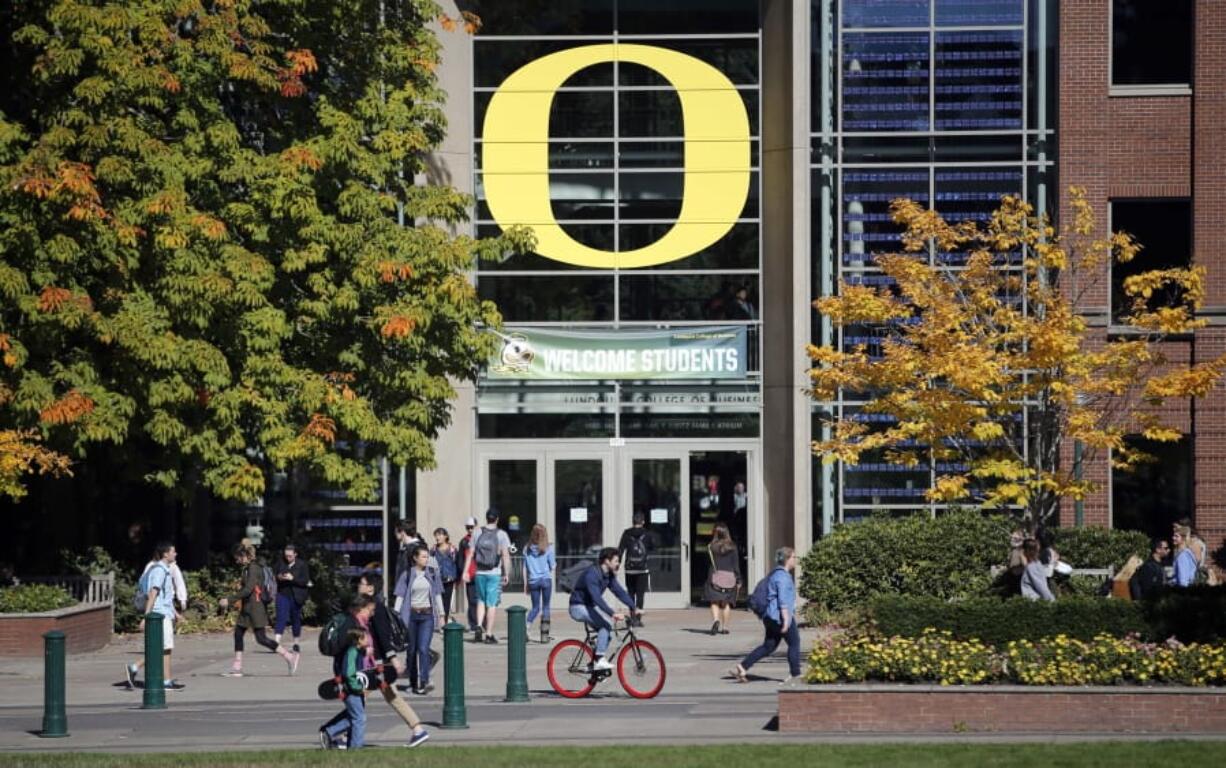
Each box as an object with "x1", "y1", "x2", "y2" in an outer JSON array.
[{"x1": 464, "y1": 516, "x2": 478, "y2": 527}]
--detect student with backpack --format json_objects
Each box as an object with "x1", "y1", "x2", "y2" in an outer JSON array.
[
  {"x1": 394, "y1": 544, "x2": 445, "y2": 692},
  {"x1": 219, "y1": 543, "x2": 297, "y2": 677},
  {"x1": 618, "y1": 512, "x2": 654, "y2": 626},
  {"x1": 318, "y1": 626, "x2": 369, "y2": 750},
  {"x1": 126, "y1": 541, "x2": 185, "y2": 690},
  {"x1": 730, "y1": 546, "x2": 801, "y2": 684},
  {"x1": 353, "y1": 580, "x2": 430, "y2": 748},
  {"x1": 462, "y1": 508, "x2": 512, "y2": 643}
]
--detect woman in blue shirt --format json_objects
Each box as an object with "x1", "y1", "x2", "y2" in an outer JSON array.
[
  {"x1": 731, "y1": 546, "x2": 801, "y2": 684},
  {"x1": 1172, "y1": 525, "x2": 1199, "y2": 587},
  {"x1": 523, "y1": 524, "x2": 556, "y2": 643}
]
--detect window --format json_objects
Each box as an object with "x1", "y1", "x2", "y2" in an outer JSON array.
[
  {"x1": 1109, "y1": 199, "x2": 1192, "y2": 325},
  {"x1": 1112, "y1": 0, "x2": 1193, "y2": 87},
  {"x1": 1112, "y1": 436, "x2": 1193, "y2": 541}
]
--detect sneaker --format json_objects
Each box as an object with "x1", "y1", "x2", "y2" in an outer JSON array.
[
  {"x1": 720, "y1": 628, "x2": 730, "y2": 635},
  {"x1": 288, "y1": 652, "x2": 300, "y2": 676},
  {"x1": 406, "y1": 729, "x2": 430, "y2": 748},
  {"x1": 593, "y1": 656, "x2": 614, "y2": 671},
  {"x1": 729, "y1": 664, "x2": 748, "y2": 683},
  {"x1": 474, "y1": 628, "x2": 484, "y2": 643},
  {"x1": 412, "y1": 686, "x2": 426, "y2": 696},
  {"x1": 222, "y1": 669, "x2": 244, "y2": 678},
  {"x1": 484, "y1": 634, "x2": 498, "y2": 644},
  {"x1": 711, "y1": 621, "x2": 720, "y2": 636},
  {"x1": 318, "y1": 730, "x2": 333, "y2": 750},
  {"x1": 423, "y1": 681, "x2": 435, "y2": 694},
  {"x1": 164, "y1": 679, "x2": 185, "y2": 690},
  {"x1": 124, "y1": 663, "x2": 138, "y2": 689}
]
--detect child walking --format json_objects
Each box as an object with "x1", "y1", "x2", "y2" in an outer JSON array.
[
  {"x1": 523, "y1": 524, "x2": 556, "y2": 643},
  {"x1": 319, "y1": 627, "x2": 368, "y2": 750}
]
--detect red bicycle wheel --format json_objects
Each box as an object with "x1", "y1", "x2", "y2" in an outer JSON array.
[
  {"x1": 547, "y1": 639, "x2": 596, "y2": 698},
  {"x1": 617, "y1": 639, "x2": 666, "y2": 699}
]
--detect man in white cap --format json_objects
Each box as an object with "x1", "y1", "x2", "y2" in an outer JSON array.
[{"x1": 456, "y1": 516, "x2": 481, "y2": 632}]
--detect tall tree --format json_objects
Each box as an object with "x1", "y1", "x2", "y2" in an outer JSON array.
[
  {"x1": 808, "y1": 189, "x2": 1226, "y2": 527},
  {"x1": 0, "y1": 0, "x2": 526, "y2": 501}
]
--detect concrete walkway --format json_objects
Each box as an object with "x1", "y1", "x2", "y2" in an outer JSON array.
[{"x1": 0, "y1": 608, "x2": 794, "y2": 752}]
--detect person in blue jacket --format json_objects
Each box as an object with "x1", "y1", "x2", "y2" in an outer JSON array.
[
  {"x1": 568, "y1": 547, "x2": 640, "y2": 670},
  {"x1": 731, "y1": 546, "x2": 800, "y2": 684}
]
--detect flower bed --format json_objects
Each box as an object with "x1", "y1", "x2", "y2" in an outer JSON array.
[{"x1": 807, "y1": 629, "x2": 1226, "y2": 687}]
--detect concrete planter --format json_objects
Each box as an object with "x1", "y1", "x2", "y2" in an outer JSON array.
[{"x1": 779, "y1": 683, "x2": 1226, "y2": 734}]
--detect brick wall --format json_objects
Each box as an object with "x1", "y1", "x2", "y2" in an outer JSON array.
[
  {"x1": 779, "y1": 686, "x2": 1226, "y2": 734},
  {"x1": 0, "y1": 604, "x2": 113, "y2": 656},
  {"x1": 1058, "y1": 0, "x2": 1226, "y2": 554}
]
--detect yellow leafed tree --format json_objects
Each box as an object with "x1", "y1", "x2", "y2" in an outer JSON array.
[{"x1": 808, "y1": 188, "x2": 1226, "y2": 526}]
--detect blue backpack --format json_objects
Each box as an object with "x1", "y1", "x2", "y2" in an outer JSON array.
[{"x1": 747, "y1": 570, "x2": 777, "y2": 618}]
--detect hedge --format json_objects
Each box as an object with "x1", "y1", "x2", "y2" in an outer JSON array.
[
  {"x1": 868, "y1": 588, "x2": 1226, "y2": 646},
  {"x1": 0, "y1": 584, "x2": 77, "y2": 613},
  {"x1": 799, "y1": 510, "x2": 1151, "y2": 613}
]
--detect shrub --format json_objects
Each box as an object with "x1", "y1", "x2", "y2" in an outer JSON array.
[
  {"x1": 800, "y1": 511, "x2": 1158, "y2": 614},
  {"x1": 1052, "y1": 526, "x2": 1148, "y2": 570},
  {"x1": 799, "y1": 509, "x2": 1013, "y2": 613},
  {"x1": 60, "y1": 546, "x2": 139, "y2": 632},
  {"x1": 1140, "y1": 586, "x2": 1226, "y2": 645},
  {"x1": 867, "y1": 595, "x2": 1147, "y2": 646},
  {"x1": 807, "y1": 629, "x2": 1226, "y2": 687},
  {"x1": 0, "y1": 584, "x2": 77, "y2": 613}
]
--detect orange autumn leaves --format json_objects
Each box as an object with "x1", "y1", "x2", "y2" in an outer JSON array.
[{"x1": 808, "y1": 188, "x2": 1226, "y2": 522}]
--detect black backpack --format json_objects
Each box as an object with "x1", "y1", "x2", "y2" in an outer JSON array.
[
  {"x1": 624, "y1": 531, "x2": 649, "y2": 571},
  {"x1": 318, "y1": 613, "x2": 355, "y2": 656}
]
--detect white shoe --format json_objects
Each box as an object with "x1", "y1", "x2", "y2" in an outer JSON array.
[{"x1": 593, "y1": 656, "x2": 614, "y2": 671}]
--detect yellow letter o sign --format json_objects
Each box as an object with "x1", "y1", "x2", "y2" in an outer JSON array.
[{"x1": 481, "y1": 44, "x2": 751, "y2": 269}]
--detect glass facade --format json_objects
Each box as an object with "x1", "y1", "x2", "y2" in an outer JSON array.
[
  {"x1": 472, "y1": 0, "x2": 762, "y2": 439},
  {"x1": 810, "y1": 0, "x2": 1056, "y2": 533}
]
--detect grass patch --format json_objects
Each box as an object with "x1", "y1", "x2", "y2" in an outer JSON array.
[{"x1": 0, "y1": 743, "x2": 1211, "y2": 768}]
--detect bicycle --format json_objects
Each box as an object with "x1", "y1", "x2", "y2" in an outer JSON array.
[{"x1": 546, "y1": 617, "x2": 666, "y2": 699}]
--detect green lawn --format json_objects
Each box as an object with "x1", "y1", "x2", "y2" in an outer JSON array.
[{"x1": 0, "y1": 743, "x2": 1211, "y2": 768}]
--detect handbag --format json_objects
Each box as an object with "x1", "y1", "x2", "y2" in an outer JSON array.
[{"x1": 711, "y1": 570, "x2": 737, "y2": 590}]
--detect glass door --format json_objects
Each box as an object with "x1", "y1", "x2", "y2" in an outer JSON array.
[
  {"x1": 550, "y1": 457, "x2": 609, "y2": 582},
  {"x1": 629, "y1": 456, "x2": 688, "y2": 608},
  {"x1": 688, "y1": 451, "x2": 749, "y2": 606}
]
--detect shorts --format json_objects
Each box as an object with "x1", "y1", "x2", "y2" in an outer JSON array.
[
  {"x1": 161, "y1": 614, "x2": 175, "y2": 651},
  {"x1": 474, "y1": 572, "x2": 503, "y2": 607}
]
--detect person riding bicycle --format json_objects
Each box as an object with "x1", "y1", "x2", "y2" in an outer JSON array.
[{"x1": 568, "y1": 547, "x2": 640, "y2": 671}]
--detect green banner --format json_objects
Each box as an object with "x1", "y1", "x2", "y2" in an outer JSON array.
[{"x1": 487, "y1": 326, "x2": 748, "y2": 380}]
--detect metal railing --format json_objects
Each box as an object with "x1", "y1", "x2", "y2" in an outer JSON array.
[{"x1": 14, "y1": 573, "x2": 115, "y2": 606}]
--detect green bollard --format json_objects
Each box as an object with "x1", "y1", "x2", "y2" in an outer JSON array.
[
  {"x1": 41, "y1": 630, "x2": 68, "y2": 737},
  {"x1": 141, "y1": 612, "x2": 166, "y2": 710},
  {"x1": 441, "y1": 621, "x2": 468, "y2": 729},
  {"x1": 505, "y1": 605, "x2": 529, "y2": 702}
]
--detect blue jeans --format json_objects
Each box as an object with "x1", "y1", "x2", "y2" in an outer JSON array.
[
  {"x1": 323, "y1": 692, "x2": 366, "y2": 748},
  {"x1": 527, "y1": 580, "x2": 552, "y2": 624},
  {"x1": 273, "y1": 593, "x2": 302, "y2": 638},
  {"x1": 408, "y1": 610, "x2": 435, "y2": 686},
  {"x1": 741, "y1": 617, "x2": 802, "y2": 678},
  {"x1": 568, "y1": 604, "x2": 611, "y2": 656}
]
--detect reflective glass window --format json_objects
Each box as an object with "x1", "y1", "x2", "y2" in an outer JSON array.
[
  {"x1": 1110, "y1": 199, "x2": 1192, "y2": 324},
  {"x1": 935, "y1": 31, "x2": 1024, "y2": 131},
  {"x1": 619, "y1": 275, "x2": 759, "y2": 322},
  {"x1": 479, "y1": 276, "x2": 615, "y2": 322},
  {"x1": 471, "y1": 0, "x2": 614, "y2": 37},
  {"x1": 475, "y1": 41, "x2": 613, "y2": 88},
  {"x1": 619, "y1": 223, "x2": 759, "y2": 271},
  {"x1": 841, "y1": 168, "x2": 929, "y2": 267},
  {"x1": 474, "y1": 224, "x2": 612, "y2": 271},
  {"x1": 617, "y1": 0, "x2": 759, "y2": 35},
  {"x1": 935, "y1": 0, "x2": 1023, "y2": 26},
  {"x1": 842, "y1": 33, "x2": 929, "y2": 132},
  {"x1": 618, "y1": 40, "x2": 760, "y2": 85},
  {"x1": 1112, "y1": 0, "x2": 1193, "y2": 86},
  {"x1": 842, "y1": 0, "x2": 929, "y2": 28},
  {"x1": 478, "y1": 414, "x2": 614, "y2": 439}
]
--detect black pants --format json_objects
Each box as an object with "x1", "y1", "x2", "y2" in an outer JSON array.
[
  {"x1": 234, "y1": 625, "x2": 278, "y2": 653},
  {"x1": 465, "y1": 581, "x2": 479, "y2": 630},
  {"x1": 441, "y1": 581, "x2": 456, "y2": 623},
  {"x1": 625, "y1": 573, "x2": 649, "y2": 611}
]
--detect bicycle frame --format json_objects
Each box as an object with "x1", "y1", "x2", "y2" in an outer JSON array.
[{"x1": 566, "y1": 619, "x2": 641, "y2": 679}]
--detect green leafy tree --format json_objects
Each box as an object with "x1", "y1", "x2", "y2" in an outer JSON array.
[{"x1": 0, "y1": 0, "x2": 526, "y2": 501}]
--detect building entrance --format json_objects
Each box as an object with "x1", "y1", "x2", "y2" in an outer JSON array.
[{"x1": 477, "y1": 442, "x2": 758, "y2": 609}]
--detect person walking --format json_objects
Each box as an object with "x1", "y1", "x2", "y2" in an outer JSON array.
[
  {"x1": 523, "y1": 523, "x2": 556, "y2": 643},
  {"x1": 355, "y1": 576, "x2": 430, "y2": 748},
  {"x1": 730, "y1": 547, "x2": 801, "y2": 684},
  {"x1": 393, "y1": 522, "x2": 423, "y2": 589},
  {"x1": 219, "y1": 543, "x2": 297, "y2": 677},
  {"x1": 462, "y1": 509, "x2": 512, "y2": 643},
  {"x1": 704, "y1": 523, "x2": 740, "y2": 636},
  {"x1": 1020, "y1": 539, "x2": 1056, "y2": 601},
  {"x1": 617, "y1": 512, "x2": 653, "y2": 626},
  {"x1": 318, "y1": 626, "x2": 369, "y2": 750},
  {"x1": 395, "y1": 545, "x2": 444, "y2": 692},
  {"x1": 126, "y1": 541, "x2": 187, "y2": 689},
  {"x1": 431, "y1": 528, "x2": 460, "y2": 625},
  {"x1": 456, "y1": 516, "x2": 480, "y2": 632},
  {"x1": 1130, "y1": 538, "x2": 1171, "y2": 600},
  {"x1": 273, "y1": 543, "x2": 310, "y2": 654}
]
